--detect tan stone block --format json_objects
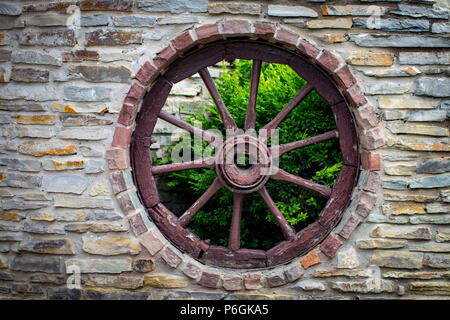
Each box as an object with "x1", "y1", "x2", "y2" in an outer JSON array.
[
  {"x1": 18, "y1": 140, "x2": 76, "y2": 157},
  {"x1": 82, "y1": 235, "x2": 141, "y2": 256},
  {"x1": 383, "y1": 190, "x2": 440, "y2": 202},
  {"x1": 11, "y1": 114, "x2": 56, "y2": 125},
  {"x1": 144, "y1": 274, "x2": 188, "y2": 288},
  {"x1": 370, "y1": 250, "x2": 424, "y2": 269},
  {"x1": 383, "y1": 270, "x2": 450, "y2": 280},
  {"x1": 382, "y1": 203, "x2": 426, "y2": 215},
  {"x1": 30, "y1": 211, "x2": 56, "y2": 222},
  {"x1": 320, "y1": 33, "x2": 346, "y2": 43},
  {"x1": 378, "y1": 96, "x2": 439, "y2": 109},
  {"x1": 356, "y1": 239, "x2": 407, "y2": 249},
  {"x1": 347, "y1": 52, "x2": 394, "y2": 66},
  {"x1": 307, "y1": 18, "x2": 352, "y2": 29},
  {"x1": 387, "y1": 123, "x2": 448, "y2": 137},
  {"x1": 89, "y1": 181, "x2": 110, "y2": 196},
  {"x1": 394, "y1": 136, "x2": 449, "y2": 152},
  {"x1": 410, "y1": 281, "x2": 450, "y2": 295},
  {"x1": 314, "y1": 268, "x2": 372, "y2": 278},
  {"x1": 384, "y1": 163, "x2": 416, "y2": 176},
  {"x1": 371, "y1": 225, "x2": 432, "y2": 240},
  {"x1": 0, "y1": 210, "x2": 24, "y2": 221}
]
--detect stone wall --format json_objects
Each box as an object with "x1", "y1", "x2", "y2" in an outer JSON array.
[{"x1": 0, "y1": 0, "x2": 449, "y2": 300}]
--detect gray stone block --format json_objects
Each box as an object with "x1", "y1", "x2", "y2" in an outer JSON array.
[{"x1": 138, "y1": 0, "x2": 208, "y2": 14}]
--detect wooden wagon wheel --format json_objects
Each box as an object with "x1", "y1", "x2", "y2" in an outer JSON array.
[{"x1": 132, "y1": 39, "x2": 359, "y2": 268}]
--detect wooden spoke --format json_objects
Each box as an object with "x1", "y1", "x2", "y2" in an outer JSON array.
[
  {"x1": 228, "y1": 193, "x2": 244, "y2": 251},
  {"x1": 159, "y1": 110, "x2": 222, "y2": 147},
  {"x1": 244, "y1": 59, "x2": 262, "y2": 130},
  {"x1": 178, "y1": 178, "x2": 223, "y2": 227},
  {"x1": 271, "y1": 129, "x2": 339, "y2": 157},
  {"x1": 257, "y1": 187, "x2": 296, "y2": 240},
  {"x1": 262, "y1": 83, "x2": 313, "y2": 139},
  {"x1": 152, "y1": 157, "x2": 215, "y2": 175},
  {"x1": 272, "y1": 169, "x2": 332, "y2": 199},
  {"x1": 198, "y1": 67, "x2": 237, "y2": 130}
]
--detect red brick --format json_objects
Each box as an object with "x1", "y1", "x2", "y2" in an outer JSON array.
[
  {"x1": 153, "y1": 46, "x2": 177, "y2": 69},
  {"x1": 275, "y1": 28, "x2": 299, "y2": 47},
  {"x1": 266, "y1": 271, "x2": 287, "y2": 288},
  {"x1": 297, "y1": 39, "x2": 320, "y2": 59},
  {"x1": 335, "y1": 65, "x2": 357, "y2": 89},
  {"x1": 356, "y1": 191, "x2": 377, "y2": 218},
  {"x1": 243, "y1": 272, "x2": 262, "y2": 290},
  {"x1": 116, "y1": 191, "x2": 136, "y2": 215},
  {"x1": 198, "y1": 270, "x2": 221, "y2": 289},
  {"x1": 360, "y1": 126, "x2": 385, "y2": 150},
  {"x1": 253, "y1": 22, "x2": 276, "y2": 39},
  {"x1": 124, "y1": 82, "x2": 146, "y2": 106},
  {"x1": 346, "y1": 84, "x2": 367, "y2": 107},
  {"x1": 171, "y1": 31, "x2": 195, "y2": 53},
  {"x1": 129, "y1": 212, "x2": 148, "y2": 235},
  {"x1": 284, "y1": 263, "x2": 304, "y2": 282},
  {"x1": 105, "y1": 147, "x2": 130, "y2": 170},
  {"x1": 222, "y1": 274, "x2": 242, "y2": 291},
  {"x1": 361, "y1": 152, "x2": 381, "y2": 171},
  {"x1": 112, "y1": 126, "x2": 132, "y2": 148},
  {"x1": 117, "y1": 103, "x2": 137, "y2": 127},
  {"x1": 363, "y1": 171, "x2": 380, "y2": 193},
  {"x1": 338, "y1": 214, "x2": 362, "y2": 240},
  {"x1": 161, "y1": 246, "x2": 183, "y2": 268},
  {"x1": 221, "y1": 19, "x2": 251, "y2": 36},
  {"x1": 140, "y1": 228, "x2": 166, "y2": 256},
  {"x1": 135, "y1": 61, "x2": 158, "y2": 87},
  {"x1": 110, "y1": 171, "x2": 127, "y2": 194},
  {"x1": 317, "y1": 50, "x2": 341, "y2": 73},
  {"x1": 320, "y1": 235, "x2": 342, "y2": 258},
  {"x1": 354, "y1": 104, "x2": 379, "y2": 130},
  {"x1": 195, "y1": 24, "x2": 222, "y2": 43},
  {"x1": 300, "y1": 250, "x2": 321, "y2": 269}
]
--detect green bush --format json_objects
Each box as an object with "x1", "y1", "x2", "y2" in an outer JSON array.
[{"x1": 156, "y1": 60, "x2": 342, "y2": 250}]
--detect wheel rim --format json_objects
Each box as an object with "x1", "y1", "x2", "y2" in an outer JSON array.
[{"x1": 132, "y1": 39, "x2": 359, "y2": 268}]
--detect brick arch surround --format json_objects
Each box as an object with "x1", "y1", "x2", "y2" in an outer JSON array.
[{"x1": 108, "y1": 19, "x2": 385, "y2": 290}]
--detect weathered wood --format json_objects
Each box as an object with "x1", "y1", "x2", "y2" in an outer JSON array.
[
  {"x1": 288, "y1": 58, "x2": 344, "y2": 106},
  {"x1": 164, "y1": 43, "x2": 226, "y2": 83},
  {"x1": 244, "y1": 59, "x2": 262, "y2": 130},
  {"x1": 262, "y1": 83, "x2": 313, "y2": 138},
  {"x1": 159, "y1": 110, "x2": 223, "y2": 148},
  {"x1": 257, "y1": 187, "x2": 296, "y2": 240},
  {"x1": 318, "y1": 165, "x2": 358, "y2": 231},
  {"x1": 201, "y1": 245, "x2": 267, "y2": 268},
  {"x1": 178, "y1": 178, "x2": 223, "y2": 227},
  {"x1": 131, "y1": 39, "x2": 359, "y2": 268},
  {"x1": 151, "y1": 157, "x2": 215, "y2": 175},
  {"x1": 228, "y1": 193, "x2": 244, "y2": 251},
  {"x1": 198, "y1": 67, "x2": 237, "y2": 130},
  {"x1": 131, "y1": 139, "x2": 159, "y2": 208},
  {"x1": 266, "y1": 222, "x2": 326, "y2": 266},
  {"x1": 134, "y1": 77, "x2": 172, "y2": 139},
  {"x1": 150, "y1": 203, "x2": 202, "y2": 258},
  {"x1": 272, "y1": 169, "x2": 332, "y2": 199},
  {"x1": 226, "y1": 41, "x2": 293, "y2": 65},
  {"x1": 273, "y1": 129, "x2": 339, "y2": 157},
  {"x1": 331, "y1": 102, "x2": 359, "y2": 167}
]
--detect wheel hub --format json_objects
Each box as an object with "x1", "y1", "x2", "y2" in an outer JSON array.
[{"x1": 215, "y1": 135, "x2": 272, "y2": 193}]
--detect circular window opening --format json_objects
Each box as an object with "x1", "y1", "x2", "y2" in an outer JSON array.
[{"x1": 132, "y1": 39, "x2": 359, "y2": 269}]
